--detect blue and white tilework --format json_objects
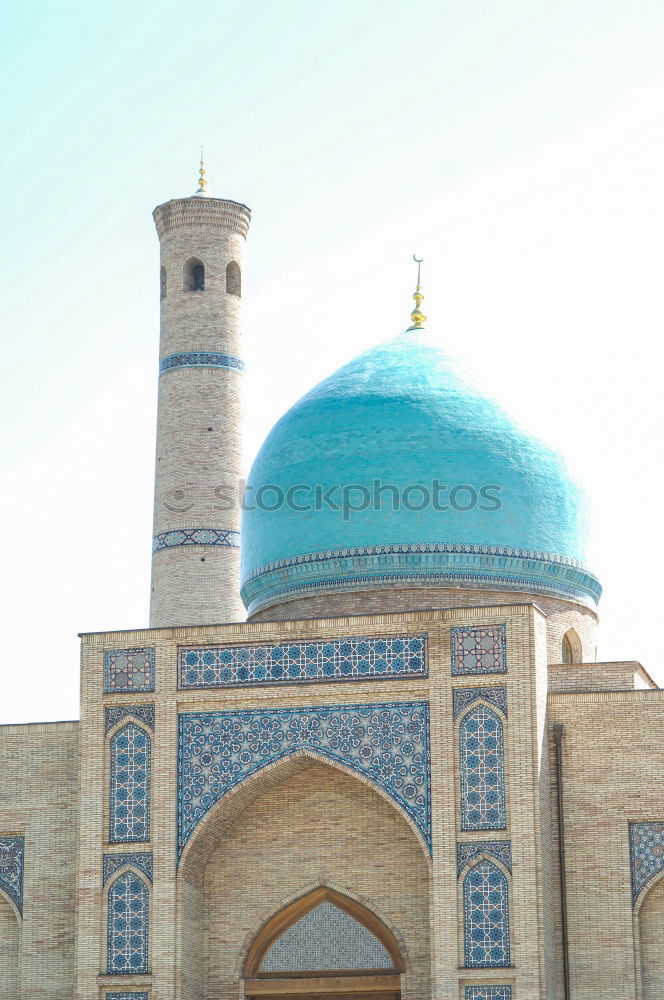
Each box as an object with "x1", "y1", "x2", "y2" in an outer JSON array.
[
  {"x1": 178, "y1": 702, "x2": 430, "y2": 856},
  {"x1": 105, "y1": 705, "x2": 155, "y2": 733},
  {"x1": 103, "y1": 853, "x2": 153, "y2": 885},
  {"x1": 457, "y1": 841, "x2": 512, "y2": 875},
  {"x1": 110, "y1": 724, "x2": 151, "y2": 843},
  {"x1": 460, "y1": 706, "x2": 507, "y2": 831},
  {"x1": 465, "y1": 988, "x2": 512, "y2": 1000},
  {"x1": 106, "y1": 993, "x2": 149, "y2": 1000},
  {"x1": 105, "y1": 993, "x2": 149, "y2": 1000},
  {"x1": 152, "y1": 527, "x2": 240, "y2": 551},
  {"x1": 463, "y1": 861, "x2": 510, "y2": 967},
  {"x1": 451, "y1": 625, "x2": 507, "y2": 676},
  {"x1": 260, "y1": 901, "x2": 393, "y2": 971},
  {"x1": 104, "y1": 648, "x2": 155, "y2": 694},
  {"x1": 453, "y1": 687, "x2": 507, "y2": 720},
  {"x1": 0, "y1": 836, "x2": 24, "y2": 915},
  {"x1": 179, "y1": 634, "x2": 427, "y2": 689},
  {"x1": 629, "y1": 821, "x2": 664, "y2": 902},
  {"x1": 159, "y1": 351, "x2": 244, "y2": 375},
  {"x1": 107, "y1": 871, "x2": 149, "y2": 974}
]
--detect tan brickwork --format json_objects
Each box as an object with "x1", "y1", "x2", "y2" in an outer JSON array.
[
  {"x1": 150, "y1": 195, "x2": 251, "y2": 627},
  {"x1": 0, "y1": 721, "x2": 79, "y2": 999},
  {"x1": 250, "y1": 585, "x2": 598, "y2": 667}
]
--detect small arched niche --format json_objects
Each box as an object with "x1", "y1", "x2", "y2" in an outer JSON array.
[
  {"x1": 184, "y1": 257, "x2": 205, "y2": 292},
  {"x1": 639, "y1": 876, "x2": 664, "y2": 997},
  {"x1": 226, "y1": 260, "x2": 241, "y2": 296},
  {"x1": 562, "y1": 627, "x2": 582, "y2": 664},
  {"x1": 244, "y1": 887, "x2": 403, "y2": 999}
]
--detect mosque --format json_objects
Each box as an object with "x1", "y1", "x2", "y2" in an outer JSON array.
[{"x1": 1, "y1": 166, "x2": 663, "y2": 1000}]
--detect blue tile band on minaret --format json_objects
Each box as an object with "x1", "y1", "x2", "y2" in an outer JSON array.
[
  {"x1": 178, "y1": 701, "x2": 430, "y2": 857},
  {"x1": 159, "y1": 352, "x2": 245, "y2": 375},
  {"x1": 152, "y1": 528, "x2": 241, "y2": 552}
]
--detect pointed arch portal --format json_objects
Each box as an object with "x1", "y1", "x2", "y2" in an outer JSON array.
[{"x1": 244, "y1": 887, "x2": 403, "y2": 999}]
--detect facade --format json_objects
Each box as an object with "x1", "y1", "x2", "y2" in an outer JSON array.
[{"x1": 0, "y1": 173, "x2": 663, "y2": 1000}]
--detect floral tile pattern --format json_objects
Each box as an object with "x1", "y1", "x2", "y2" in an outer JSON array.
[
  {"x1": 178, "y1": 702, "x2": 430, "y2": 856},
  {"x1": 0, "y1": 836, "x2": 24, "y2": 915},
  {"x1": 629, "y1": 821, "x2": 664, "y2": 902},
  {"x1": 453, "y1": 686, "x2": 507, "y2": 719},
  {"x1": 457, "y1": 840, "x2": 512, "y2": 874},
  {"x1": 103, "y1": 853, "x2": 153, "y2": 885},
  {"x1": 105, "y1": 705, "x2": 155, "y2": 733}
]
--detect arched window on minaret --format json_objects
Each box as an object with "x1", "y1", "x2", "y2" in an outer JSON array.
[
  {"x1": 160, "y1": 265, "x2": 166, "y2": 301},
  {"x1": 226, "y1": 260, "x2": 241, "y2": 296},
  {"x1": 184, "y1": 257, "x2": 205, "y2": 292}
]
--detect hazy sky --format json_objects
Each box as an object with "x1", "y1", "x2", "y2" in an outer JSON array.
[{"x1": 1, "y1": 1, "x2": 663, "y2": 722}]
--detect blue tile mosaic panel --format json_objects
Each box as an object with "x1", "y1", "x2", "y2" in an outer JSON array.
[
  {"x1": 103, "y1": 853, "x2": 153, "y2": 885},
  {"x1": 629, "y1": 821, "x2": 664, "y2": 902},
  {"x1": 105, "y1": 705, "x2": 154, "y2": 733},
  {"x1": 260, "y1": 901, "x2": 393, "y2": 971},
  {"x1": 178, "y1": 702, "x2": 430, "y2": 856},
  {"x1": 159, "y1": 351, "x2": 244, "y2": 375},
  {"x1": 104, "y1": 648, "x2": 155, "y2": 694},
  {"x1": 465, "y1": 988, "x2": 512, "y2": 1000},
  {"x1": 451, "y1": 625, "x2": 507, "y2": 675},
  {"x1": 107, "y1": 871, "x2": 149, "y2": 974},
  {"x1": 106, "y1": 994, "x2": 148, "y2": 1000},
  {"x1": 179, "y1": 634, "x2": 427, "y2": 689},
  {"x1": 152, "y1": 527, "x2": 240, "y2": 552},
  {"x1": 110, "y1": 724, "x2": 151, "y2": 843},
  {"x1": 0, "y1": 836, "x2": 24, "y2": 915},
  {"x1": 463, "y1": 861, "x2": 510, "y2": 967},
  {"x1": 453, "y1": 687, "x2": 507, "y2": 719},
  {"x1": 460, "y1": 705, "x2": 507, "y2": 831},
  {"x1": 457, "y1": 841, "x2": 512, "y2": 874}
]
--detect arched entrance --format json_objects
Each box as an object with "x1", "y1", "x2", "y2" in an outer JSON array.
[
  {"x1": 178, "y1": 753, "x2": 430, "y2": 999},
  {"x1": 244, "y1": 886, "x2": 403, "y2": 999}
]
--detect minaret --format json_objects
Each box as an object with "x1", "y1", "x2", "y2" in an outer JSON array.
[{"x1": 149, "y1": 159, "x2": 251, "y2": 626}]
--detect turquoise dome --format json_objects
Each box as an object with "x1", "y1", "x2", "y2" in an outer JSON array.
[{"x1": 240, "y1": 329, "x2": 600, "y2": 616}]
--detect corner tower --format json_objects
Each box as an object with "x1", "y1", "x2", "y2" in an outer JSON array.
[{"x1": 150, "y1": 164, "x2": 251, "y2": 626}]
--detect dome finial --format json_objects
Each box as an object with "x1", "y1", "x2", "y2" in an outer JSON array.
[
  {"x1": 194, "y1": 146, "x2": 208, "y2": 197},
  {"x1": 409, "y1": 253, "x2": 426, "y2": 329}
]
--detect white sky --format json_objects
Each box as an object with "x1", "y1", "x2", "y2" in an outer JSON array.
[{"x1": 0, "y1": 1, "x2": 663, "y2": 721}]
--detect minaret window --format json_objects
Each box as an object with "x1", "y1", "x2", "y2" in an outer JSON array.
[
  {"x1": 226, "y1": 260, "x2": 241, "y2": 296},
  {"x1": 160, "y1": 266, "x2": 166, "y2": 301},
  {"x1": 184, "y1": 257, "x2": 205, "y2": 292}
]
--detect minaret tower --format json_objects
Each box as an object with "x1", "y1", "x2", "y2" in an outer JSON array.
[{"x1": 150, "y1": 159, "x2": 251, "y2": 626}]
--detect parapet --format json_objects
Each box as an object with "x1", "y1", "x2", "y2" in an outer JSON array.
[{"x1": 548, "y1": 660, "x2": 657, "y2": 693}]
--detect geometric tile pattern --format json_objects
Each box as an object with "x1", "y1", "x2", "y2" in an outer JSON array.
[
  {"x1": 152, "y1": 528, "x2": 240, "y2": 552},
  {"x1": 260, "y1": 901, "x2": 393, "y2": 971},
  {"x1": 629, "y1": 821, "x2": 664, "y2": 902},
  {"x1": 105, "y1": 705, "x2": 155, "y2": 733},
  {"x1": 103, "y1": 853, "x2": 153, "y2": 885},
  {"x1": 463, "y1": 861, "x2": 510, "y2": 967},
  {"x1": 453, "y1": 687, "x2": 508, "y2": 720},
  {"x1": 460, "y1": 706, "x2": 507, "y2": 831},
  {"x1": 110, "y1": 724, "x2": 151, "y2": 843},
  {"x1": 106, "y1": 994, "x2": 149, "y2": 1000},
  {"x1": 107, "y1": 871, "x2": 149, "y2": 974},
  {"x1": 159, "y1": 351, "x2": 245, "y2": 375},
  {"x1": 178, "y1": 701, "x2": 430, "y2": 856},
  {"x1": 465, "y1": 988, "x2": 512, "y2": 1000},
  {"x1": 179, "y1": 634, "x2": 427, "y2": 689},
  {"x1": 0, "y1": 836, "x2": 24, "y2": 915},
  {"x1": 457, "y1": 841, "x2": 512, "y2": 875},
  {"x1": 104, "y1": 648, "x2": 155, "y2": 694},
  {"x1": 451, "y1": 625, "x2": 507, "y2": 675}
]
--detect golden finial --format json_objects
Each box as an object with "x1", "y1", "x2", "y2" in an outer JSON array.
[
  {"x1": 409, "y1": 253, "x2": 426, "y2": 329},
  {"x1": 194, "y1": 145, "x2": 208, "y2": 197}
]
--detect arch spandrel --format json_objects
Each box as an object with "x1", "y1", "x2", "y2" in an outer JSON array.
[{"x1": 177, "y1": 702, "x2": 431, "y2": 863}]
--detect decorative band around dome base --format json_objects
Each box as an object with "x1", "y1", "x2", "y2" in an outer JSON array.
[{"x1": 240, "y1": 542, "x2": 602, "y2": 617}]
